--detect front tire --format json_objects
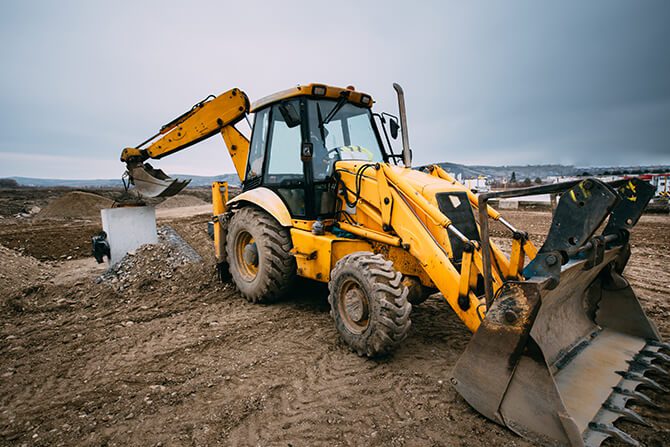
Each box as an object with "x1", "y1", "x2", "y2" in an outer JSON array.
[
  {"x1": 226, "y1": 206, "x2": 296, "y2": 303},
  {"x1": 328, "y1": 252, "x2": 411, "y2": 357}
]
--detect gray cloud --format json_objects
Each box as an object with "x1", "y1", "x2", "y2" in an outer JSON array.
[{"x1": 0, "y1": 0, "x2": 668, "y2": 178}]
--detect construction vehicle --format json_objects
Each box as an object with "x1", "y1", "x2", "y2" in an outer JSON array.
[{"x1": 119, "y1": 83, "x2": 667, "y2": 446}]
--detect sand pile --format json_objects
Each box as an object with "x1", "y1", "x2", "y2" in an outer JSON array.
[
  {"x1": 37, "y1": 191, "x2": 114, "y2": 219},
  {"x1": 157, "y1": 194, "x2": 208, "y2": 209},
  {"x1": 0, "y1": 244, "x2": 50, "y2": 294}
]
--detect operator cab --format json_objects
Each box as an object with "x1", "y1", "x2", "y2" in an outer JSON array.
[{"x1": 243, "y1": 84, "x2": 391, "y2": 219}]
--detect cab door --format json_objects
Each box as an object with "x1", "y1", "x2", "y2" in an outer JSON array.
[
  {"x1": 245, "y1": 98, "x2": 339, "y2": 220},
  {"x1": 261, "y1": 99, "x2": 310, "y2": 218}
]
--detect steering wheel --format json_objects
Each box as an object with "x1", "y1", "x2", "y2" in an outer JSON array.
[
  {"x1": 327, "y1": 146, "x2": 342, "y2": 157},
  {"x1": 323, "y1": 147, "x2": 342, "y2": 176}
]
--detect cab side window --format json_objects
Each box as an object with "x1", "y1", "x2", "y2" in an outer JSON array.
[
  {"x1": 246, "y1": 108, "x2": 269, "y2": 180},
  {"x1": 266, "y1": 100, "x2": 303, "y2": 181}
]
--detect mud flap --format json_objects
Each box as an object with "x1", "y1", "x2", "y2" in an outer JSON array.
[{"x1": 127, "y1": 163, "x2": 190, "y2": 198}]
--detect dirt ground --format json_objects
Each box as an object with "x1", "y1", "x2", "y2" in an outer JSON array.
[{"x1": 0, "y1": 188, "x2": 669, "y2": 447}]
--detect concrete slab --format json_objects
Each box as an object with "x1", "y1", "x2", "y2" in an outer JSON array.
[
  {"x1": 101, "y1": 206, "x2": 157, "y2": 265},
  {"x1": 499, "y1": 200, "x2": 519, "y2": 210}
]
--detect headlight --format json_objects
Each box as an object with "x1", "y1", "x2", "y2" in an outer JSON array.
[{"x1": 312, "y1": 85, "x2": 327, "y2": 96}]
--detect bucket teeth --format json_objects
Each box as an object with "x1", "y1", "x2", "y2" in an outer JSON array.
[
  {"x1": 612, "y1": 386, "x2": 658, "y2": 408},
  {"x1": 588, "y1": 422, "x2": 640, "y2": 446},
  {"x1": 616, "y1": 370, "x2": 669, "y2": 392},
  {"x1": 603, "y1": 403, "x2": 650, "y2": 427},
  {"x1": 647, "y1": 340, "x2": 670, "y2": 352},
  {"x1": 640, "y1": 349, "x2": 670, "y2": 363},
  {"x1": 628, "y1": 357, "x2": 669, "y2": 376}
]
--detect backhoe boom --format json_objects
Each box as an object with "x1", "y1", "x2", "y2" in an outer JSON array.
[{"x1": 120, "y1": 88, "x2": 250, "y2": 197}]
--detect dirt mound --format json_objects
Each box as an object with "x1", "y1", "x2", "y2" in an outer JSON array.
[
  {"x1": 37, "y1": 191, "x2": 114, "y2": 219},
  {"x1": 157, "y1": 194, "x2": 208, "y2": 209},
  {"x1": 0, "y1": 244, "x2": 50, "y2": 294},
  {"x1": 99, "y1": 226, "x2": 202, "y2": 292}
]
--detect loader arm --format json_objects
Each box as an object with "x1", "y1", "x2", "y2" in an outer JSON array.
[
  {"x1": 335, "y1": 162, "x2": 666, "y2": 446},
  {"x1": 429, "y1": 164, "x2": 539, "y2": 281},
  {"x1": 333, "y1": 161, "x2": 524, "y2": 332},
  {"x1": 120, "y1": 88, "x2": 250, "y2": 197}
]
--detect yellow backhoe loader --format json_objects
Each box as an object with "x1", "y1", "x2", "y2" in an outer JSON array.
[{"x1": 119, "y1": 83, "x2": 667, "y2": 446}]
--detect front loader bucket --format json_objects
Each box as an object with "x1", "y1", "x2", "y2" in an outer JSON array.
[
  {"x1": 452, "y1": 178, "x2": 667, "y2": 446},
  {"x1": 126, "y1": 162, "x2": 190, "y2": 198}
]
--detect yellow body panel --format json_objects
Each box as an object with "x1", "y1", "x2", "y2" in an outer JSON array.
[
  {"x1": 290, "y1": 229, "x2": 373, "y2": 282},
  {"x1": 289, "y1": 228, "x2": 433, "y2": 286},
  {"x1": 290, "y1": 229, "x2": 334, "y2": 281},
  {"x1": 227, "y1": 187, "x2": 292, "y2": 227}
]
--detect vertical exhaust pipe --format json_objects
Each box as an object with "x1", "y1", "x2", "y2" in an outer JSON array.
[{"x1": 393, "y1": 83, "x2": 412, "y2": 168}]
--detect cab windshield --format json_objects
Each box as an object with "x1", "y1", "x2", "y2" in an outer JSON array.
[{"x1": 307, "y1": 99, "x2": 384, "y2": 180}]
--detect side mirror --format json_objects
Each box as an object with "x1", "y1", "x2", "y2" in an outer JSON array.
[
  {"x1": 389, "y1": 118, "x2": 400, "y2": 140},
  {"x1": 279, "y1": 102, "x2": 301, "y2": 128},
  {"x1": 301, "y1": 141, "x2": 313, "y2": 161}
]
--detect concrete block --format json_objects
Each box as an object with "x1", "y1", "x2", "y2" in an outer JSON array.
[
  {"x1": 499, "y1": 200, "x2": 519, "y2": 210},
  {"x1": 101, "y1": 206, "x2": 157, "y2": 265}
]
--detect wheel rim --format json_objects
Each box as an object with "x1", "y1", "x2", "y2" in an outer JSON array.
[
  {"x1": 234, "y1": 230, "x2": 258, "y2": 281},
  {"x1": 338, "y1": 278, "x2": 370, "y2": 334}
]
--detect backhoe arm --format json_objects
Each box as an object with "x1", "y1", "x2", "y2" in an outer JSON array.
[{"x1": 120, "y1": 88, "x2": 251, "y2": 197}]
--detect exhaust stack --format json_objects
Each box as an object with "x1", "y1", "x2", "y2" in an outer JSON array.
[{"x1": 393, "y1": 83, "x2": 412, "y2": 168}]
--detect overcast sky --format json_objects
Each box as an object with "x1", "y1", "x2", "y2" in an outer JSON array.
[{"x1": 0, "y1": 0, "x2": 668, "y2": 179}]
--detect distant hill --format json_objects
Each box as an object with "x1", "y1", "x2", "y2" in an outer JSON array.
[
  {"x1": 8, "y1": 173, "x2": 241, "y2": 188},
  {"x1": 9, "y1": 177, "x2": 125, "y2": 188},
  {"x1": 422, "y1": 163, "x2": 670, "y2": 180},
  {"x1": 5, "y1": 164, "x2": 669, "y2": 187},
  {"x1": 466, "y1": 164, "x2": 579, "y2": 179}
]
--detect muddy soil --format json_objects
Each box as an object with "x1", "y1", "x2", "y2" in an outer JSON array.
[
  {"x1": 0, "y1": 220, "x2": 102, "y2": 261},
  {"x1": 0, "y1": 200, "x2": 668, "y2": 446}
]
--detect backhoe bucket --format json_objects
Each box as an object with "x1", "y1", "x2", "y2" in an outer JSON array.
[
  {"x1": 452, "y1": 178, "x2": 666, "y2": 446},
  {"x1": 126, "y1": 163, "x2": 190, "y2": 198}
]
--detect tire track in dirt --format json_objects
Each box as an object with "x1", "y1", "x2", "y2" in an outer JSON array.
[{"x1": 221, "y1": 296, "x2": 487, "y2": 447}]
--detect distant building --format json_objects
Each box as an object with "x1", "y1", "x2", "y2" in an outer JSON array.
[
  {"x1": 447, "y1": 172, "x2": 490, "y2": 193},
  {"x1": 545, "y1": 175, "x2": 581, "y2": 184},
  {"x1": 463, "y1": 177, "x2": 489, "y2": 193},
  {"x1": 636, "y1": 173, "x2": 670, "y2": 197},
  {"x1": 545, "y1": 174, "x2": 625, "y2": 184}
]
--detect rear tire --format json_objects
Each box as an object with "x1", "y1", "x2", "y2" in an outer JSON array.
[
  {"x1": 226, "y1": 206, "x2": 296, "y2": 303},
  {"x1": 328, "y1": 252, "x2": 411, "y2": 357}
]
